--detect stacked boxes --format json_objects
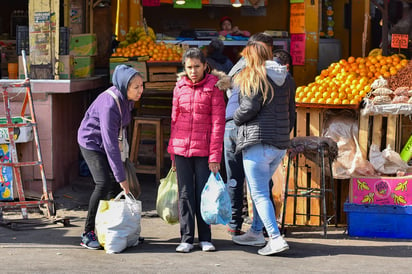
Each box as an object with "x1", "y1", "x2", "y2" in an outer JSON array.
[
  {"x1": 69, "y1": 34, "x2": 96, "y2": 78},
  {"x1": 344, "y1": 175, "x2": 412, "y2": 239}
]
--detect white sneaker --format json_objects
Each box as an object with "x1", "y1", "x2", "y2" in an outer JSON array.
[
  {"x1": 232, "y1": 229, "x2": 266, "y2": 247},
  {"x1": 176, "y1": 243, "x2": 194, "y2": 253},
  {"x1": 199, "y1": 241, "x2": 215, "y2": 252},
  {"x1": 258, "y1": 236, "x2": 289, "y2": 256}
]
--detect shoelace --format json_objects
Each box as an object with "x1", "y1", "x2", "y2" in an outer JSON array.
[{"x1": 88, "y1": 231, "x2": 97, "y2": 241}]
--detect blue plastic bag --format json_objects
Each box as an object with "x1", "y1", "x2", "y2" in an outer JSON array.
[{"x1": 200, "y1": 172, "x2": 231, "y2": 225}]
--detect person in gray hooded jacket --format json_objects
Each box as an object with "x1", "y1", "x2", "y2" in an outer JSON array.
[
  {"x1": 231, "y1": 39, "x2": 295, "y2": 256},
  {"x1": 77, "y1": 64, "x2": 144, "y2": 250}
]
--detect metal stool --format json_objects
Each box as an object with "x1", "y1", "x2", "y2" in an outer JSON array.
[
  {"x1": 280, "y1": 136, "x2": 338, "y2": 237},
  {"x1": 130, "y1": 116, "x2": 164, "y2": 182}
]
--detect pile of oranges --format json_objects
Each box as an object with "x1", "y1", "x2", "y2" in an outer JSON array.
[
  {"x1": 111, "y1": 36, "x2": 184, "y2": 62},
  {"x1": 296, "y1": 54, "x2": 409, "y2": 105}
]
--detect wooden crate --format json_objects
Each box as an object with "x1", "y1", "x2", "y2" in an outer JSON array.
[
  {"x1": 144, "y1": 81, "x2": 176, "y2": 90},
  {"x1": 285, "y1": 107, "x2": 324, "y2": 226},
  {"x1": 147, "y1": 62, "x2": 180, "y2": 82},
  {"x1": 358, "y1": 114, "x2": 402, "y2": 160}
]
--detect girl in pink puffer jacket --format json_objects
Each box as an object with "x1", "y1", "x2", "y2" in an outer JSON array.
[{"x1": 167, "y1": 47, "x2": 230, "y2": 253}]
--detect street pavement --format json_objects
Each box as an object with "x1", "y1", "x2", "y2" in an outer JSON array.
[{"x1": 0, "y1": 175, "x2": 411, "y2": 274}]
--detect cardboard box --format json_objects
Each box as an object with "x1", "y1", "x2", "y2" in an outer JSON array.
[
  {"x1": 69, "y1": 34, "x2": 97, "y2": 56},
  {"x1": 344, "y1": 203, "x2": 412, "y2": 239},
  {"x1": 109, "y1": 61, "x2": 148, "y2": 82},
  {"x1": 57, "y1": 55, "x2": 74, "y2": 79},
  {"x1": 0, "y1": 116, "x2": 33, "y2": 144},
  {"x1": 349, "y1": 176, "x2": 412, "y2": 205},
  {"x1": 73, "y1": 56, "x2": 95, "y2": 78}
]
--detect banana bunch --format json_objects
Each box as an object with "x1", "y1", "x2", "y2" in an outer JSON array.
[
  {"x1": 119, "y1": 26, "x2": 157, "y2": 48},
  {"x1": 394, "y1": 180, "x2": 408, "y2": 192},
  {"x1": 357, "y1": 179, "x2": 370, "y2": 191},
  {"x1": 361, "y1": 192, "x2": 374, "y2": 204},
  {"x1": 368, "y1": 48, "x2": 382, "y2": 57},
  {"x1": 391, "y1": 193, "x2": 407, "y2": 205},
  {"x1": 392, "y1": 53, "x2": 407, "y2": 59}
]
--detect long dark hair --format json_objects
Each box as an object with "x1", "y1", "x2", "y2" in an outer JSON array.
[{"x1": 182, "y1": 47, "x2": 207, "y2": 66}]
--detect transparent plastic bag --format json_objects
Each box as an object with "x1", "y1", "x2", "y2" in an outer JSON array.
[
  {"x1": 200, "y1": 172, "x2": 231, "y2": 225},
  {"x1": 156, "y1": 168, "x2": 179, "y2": 225}
]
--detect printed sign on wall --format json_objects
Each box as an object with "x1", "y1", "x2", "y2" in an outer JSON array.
[
  {"x1": 0, "y1": 144, "x2": 13, "y2": 201},
  {"x1": 290, "y1": 33, "x2": 305, "y2": 66},
  {"x1": 290, "y1": 3, "x2": 305, "y2": 34}
]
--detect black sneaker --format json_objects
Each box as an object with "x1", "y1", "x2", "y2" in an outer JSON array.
[{"x1": 80, "y1": 231, "x2": 101, "y2": 250}]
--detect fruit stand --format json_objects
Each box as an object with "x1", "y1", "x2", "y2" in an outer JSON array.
[{"x1": 280, "y1": 52, "x2": 412, "y2": 231}]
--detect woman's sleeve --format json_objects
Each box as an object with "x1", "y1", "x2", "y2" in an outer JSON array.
[
  {"x1": 100, "y1": 100, "x2": 126, "y2": 182},
  {"x1": 168, "y1": 86, "x2": 180, "y2": 161},
  {"x1": 208, "y1": 87, "x2": 226, "y2": 163},
  {"x1": 233, "y1": 92, "x2": 263, "y2": 126}
]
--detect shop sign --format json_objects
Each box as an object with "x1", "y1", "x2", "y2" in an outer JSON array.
[
  {"x1": 391, "y1": 34, "x2": 408, "y2": 49},
  {"x1": 290, "y1": 33, "x2": 305, "y2": 65}
]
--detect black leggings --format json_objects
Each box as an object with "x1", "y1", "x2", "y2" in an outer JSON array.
[
  {"x1": 80, "y1": 146, "x2": 121, "y2": 232},
  {"x1": 175, "y1": 155, "x2": 211, "y2": 244}
]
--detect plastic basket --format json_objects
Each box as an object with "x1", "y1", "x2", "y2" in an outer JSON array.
[{"x1": 344, "y1": 203, "x2": 412, "y2": 239}]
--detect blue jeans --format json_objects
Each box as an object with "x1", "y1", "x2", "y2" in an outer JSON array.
[
  {"x1": 242, "y1": 143, "x2": 286, "y2": 238},
  {"x1": 224, "y1": 120, "x2": 245, "y2": 231}
]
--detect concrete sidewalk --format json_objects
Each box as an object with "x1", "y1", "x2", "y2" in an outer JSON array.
[{"x1": 0, "y1": 175, "x2": 411, "y2": 273}]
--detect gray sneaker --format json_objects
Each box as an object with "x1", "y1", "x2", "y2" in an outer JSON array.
[
  {"x1": 80, "y1": 231, "x2": 101, "y2": 250},
  {"x1": 232, "y1": 229, "x2": 266, "y2": 247},
  {"x1": 258, "y1": 236, "x2": 289, "y2": 256}
]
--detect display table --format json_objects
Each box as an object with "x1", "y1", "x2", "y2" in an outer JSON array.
[
  {"x1": 160, "y1": 39, "x2": 290, "y2": 63},
  {"x1": 160, "y1": 39, "x2": 290, "y2": 49},
  {"x1": 0, "y1": 76, "x2": 108, "y2": 195}
]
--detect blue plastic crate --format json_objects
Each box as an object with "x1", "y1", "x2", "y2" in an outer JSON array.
[{"x1": 344, "y1": 203, "x2": 412, "y2": 239}]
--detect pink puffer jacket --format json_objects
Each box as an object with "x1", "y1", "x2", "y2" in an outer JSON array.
[{"x1": 167, "y1": 72, "x2": 226, "y2": 163}]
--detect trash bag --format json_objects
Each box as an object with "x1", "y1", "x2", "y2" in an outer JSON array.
[
  {"x1": 156, "y1": 168, "x2": 179, "y2": 225},
  {"x1": 200, "y1": 172, "x2": 231, "y2": 225},
  {"x1": 95, "y1": 191, "x2": 142, "y2": 254}
]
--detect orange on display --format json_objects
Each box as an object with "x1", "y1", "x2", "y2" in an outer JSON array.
[{"x1": 296, "y1": 54, "x2": 409, "y2": 106}]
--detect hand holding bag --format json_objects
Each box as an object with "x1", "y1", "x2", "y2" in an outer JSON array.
[
  {"x1": 200, "y1": 172, "x2": 231, "y2": 225},
  {"x1": 95, "y1": 191, "x2": 142, "y2": 254},
  {"x1": 156, "y1": 168, "x2": 179, "y2": 224}
]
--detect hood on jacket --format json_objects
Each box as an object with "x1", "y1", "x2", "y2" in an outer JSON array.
[
  {"x1": 176, "y1": 69, "x2": 231, "y2": 91},
  {"x1": 265, "y1": 60, "x2": 288, "y2": 86},
  {"x1": 112, "y1": 64, "x2": 140, "y2": 98},
  {"x1": 228, "y1": 58, "x2": 288, "y2": 86}
]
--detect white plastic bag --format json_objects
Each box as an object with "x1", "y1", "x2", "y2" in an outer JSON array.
[
  {"x1": 95, "y1": 191, "x2": 142, "y2": 254},
  {"x1": 200, "y1": 172, "x2": 231, "y2": 225}
]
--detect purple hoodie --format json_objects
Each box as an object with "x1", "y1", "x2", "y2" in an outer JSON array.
[{"x1": 77, "y1": 65, "x2": 138, "y2": 182}]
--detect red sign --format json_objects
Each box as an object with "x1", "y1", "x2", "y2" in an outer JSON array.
[
  {"x1": 391, "y1": 34, "x2": 409, "y2": 49},
  {"x1": 290, "y1": 33, "x2": 305, "y2": 66}
]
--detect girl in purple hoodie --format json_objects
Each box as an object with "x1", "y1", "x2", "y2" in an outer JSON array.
[{"x1": 77, "y1": 65, "x2": 143, "y2": 249}]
